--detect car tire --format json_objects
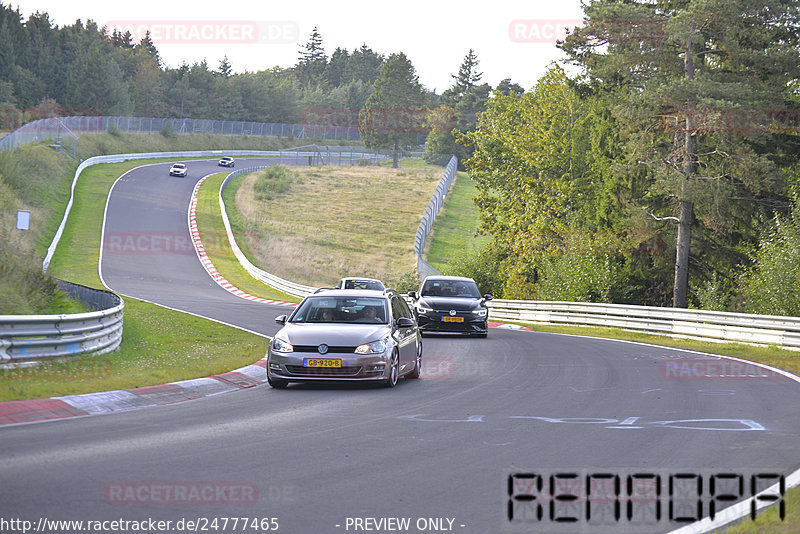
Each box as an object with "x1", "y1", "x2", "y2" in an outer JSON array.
[
  {"x1": 267, "y1": 375, "x2": 288, "y2": 389},
  {"x1": 408, "y1": 341, "x2": 422, "y2": 379},
  {"x1": 384, "y1": 350, "x2": 399, "y2": 387}
]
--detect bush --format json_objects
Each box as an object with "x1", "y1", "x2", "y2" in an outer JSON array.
[
  {"x1": 739, "y1": 211, "x2": 800, "y2": 316},
  {"x1": 446, "y1": 242, "x2": 507, "y2": 297},
  {"x1": 253, "y1": 166, "x2": 292, "y2": 200},
  {"x1": 159, "y1": 121, "x2": 176, "y2": 138},
  {"x1": 384, "y1": 271, "x2": 420, "y2": 294}
]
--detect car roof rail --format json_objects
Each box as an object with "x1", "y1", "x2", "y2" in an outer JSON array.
[{"x1": 313, "y1": 287, "x2": 336, "y2": 294}]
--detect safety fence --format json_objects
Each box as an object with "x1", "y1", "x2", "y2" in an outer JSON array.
[
  {"x1": 0, "y1": 281, "x2": 123, "y2": 365},
  {"x1": 414, "y1": 155, "x2": 458, "y2": 279},
  {"x1": 487, "y1": 299, "x2": 800, "y2": 349},
  {"x1": 0, "y1": 115, "x2": 363, "y2": 153}
]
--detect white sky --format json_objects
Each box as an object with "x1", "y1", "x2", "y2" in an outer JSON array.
[{"x1": 12, "y1": 0, "x2": 586, "y2": 93}]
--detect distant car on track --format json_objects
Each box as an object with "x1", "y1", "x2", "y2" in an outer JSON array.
[
  {"x1": 266, "y1": 289, "x2": 421, "y2": 388},
  {"x1": 335, "y1": 277, "x2": 386, "y2": 291},
  {"x1": 408, "y1": 275, "x2": 492, "y2": 337},
  {"x1": 169, "y1": 163, "x2": 188, "y2": 177},
  {"x1": 218, "y1": 156, "x2": 235, "y2": 167}
]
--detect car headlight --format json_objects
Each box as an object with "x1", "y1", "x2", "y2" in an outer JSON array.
[
  {"x1": 272, "y1": 338, "x2": 293, "y2": 353},
  {"x1": 355, "y1": 339, "x2": 388, "y2": 355},
  {"x1": 472, "y1": 309, "x2": 487, "y2": 317},
  {"x1": 416, "y1": 305, "x2": 433, "y2": 314}
]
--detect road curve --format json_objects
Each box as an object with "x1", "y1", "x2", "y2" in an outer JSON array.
[{"x1": 1, "y1": 160, "x2": 799, "y2": 534}]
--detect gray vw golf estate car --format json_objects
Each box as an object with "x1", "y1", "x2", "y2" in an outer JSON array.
[{"x1": 267, "y1": 289, "x2": 421, "y2": 388}]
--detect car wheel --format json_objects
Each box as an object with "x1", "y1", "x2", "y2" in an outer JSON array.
[
  {"x1": 408, "y1": 341, "x2": 422, "y2": 379},
  {"x1": 267, "y1": 375, "x2": 288, "y2": 389},
  {"x1": 384, "y1": 350, "x2": 399, "y2": 387}
]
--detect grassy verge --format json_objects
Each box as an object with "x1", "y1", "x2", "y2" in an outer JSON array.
[
  {"x1": 0, "y1": 157, "x2": 267, "y2": 402},
  {"x1": 195, "y1": 172, "x2": 300, "y2": 303},
  {"x1": 76, "y1": 131, "x2": 359, "y2": 160},
  {"x1": 720, "y1": 486, "x2": 799, "y2": 532},
  {"x1": 230, "y1": 163, "x2": 441, "y2": 286},
  {"x1": 425, "y1": 172, "x2": 488, "y2": 272}
]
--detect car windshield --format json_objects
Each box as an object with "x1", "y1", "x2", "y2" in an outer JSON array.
[
  {"x1": 343, "y1": 279, "x2": 384, "y2": 290},
  {"x1": 173, "y1": 164, "x2": 185, "y2": 168},
  {"x1": 421, "y1": 280, "x2": 481, "y2": 298},
  {"x1": 291, "y1": 296, "x2": 388, "y2": 324}
]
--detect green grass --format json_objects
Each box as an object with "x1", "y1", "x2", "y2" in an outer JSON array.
[
  {"x1": 196, "y1": 172, "x2": 299, "y2": 303},
  {"x1": 0, "y1": 157, "x2": 267, "y2": 402},
  {"x1": 425, "y1": 171, "x2": 489, "y2": 272},
  {"x1": 229, "y1": 164, "x2": 441, "y2": 286},
  {"x1": 720, "y1": 485, "x2": 799, "y2": 532},
  {"x1": 75, "y1": 131, "x2": 359, "y2": 160}
]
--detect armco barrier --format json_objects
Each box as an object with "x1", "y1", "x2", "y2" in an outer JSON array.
[
  {"x1": 43, "y1": 148, "x2": 358, "y2": 272},
  {"x1": 414, "y1": 155, "x2": 458, "y2": 279},
  {"x1": 0, "y1": 281, "x2": 123, "y2": 364},
  {"x1": 487, "y1": 299, "x2": 800, "y2": 349},
  {"x1": 219, "y1": 166, "x2": 318, "y2": 299}
]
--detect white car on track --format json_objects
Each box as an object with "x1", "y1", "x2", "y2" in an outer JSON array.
[{"x1": 169, "y1": 163, "x2": 188, "y2": 177}]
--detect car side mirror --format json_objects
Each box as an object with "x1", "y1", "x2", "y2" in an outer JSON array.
[
  {"x1": 484, "y1": 294, "x2": 493, "y2": 301},
  {"x1": 396, "y1": 317, "x2": 415, "y2": 328},
  {"x1": 407, "y1": 291, "x2": 418, "y2": 300},
  {"x1": 275, "y1": 315, "x2": 287, "y2": 325}
]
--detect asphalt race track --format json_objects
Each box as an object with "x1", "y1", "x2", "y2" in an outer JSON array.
[{"x1": 2, "y1": 159, "x2": 800, "y2": 534}]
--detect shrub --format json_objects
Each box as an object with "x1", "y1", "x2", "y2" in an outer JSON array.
[{"x1": 253, "y1": 166, "x2": 292, "y2": 200}]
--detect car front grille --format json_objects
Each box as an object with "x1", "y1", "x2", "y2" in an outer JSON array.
[
  {"x1": 285, "y1": 365, "x2": 363, "y2": 377},
  {"x1": 292, "y1": 345, "x2": 359, "y2": 354}
]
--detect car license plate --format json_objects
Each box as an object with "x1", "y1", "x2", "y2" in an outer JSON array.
[
  {"x1": 442, "y1": 316, "x2": 464, "y2": 322},
  {"x1": 304, "y1": 358, "x2": 342, "y2": 368}
]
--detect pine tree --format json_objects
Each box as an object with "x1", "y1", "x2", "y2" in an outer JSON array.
[
  {"x1": 360, "y1": 52, "x2": 425, "y2": 167},
  {"x1": 561, "y1": 0, "x2": 800, "y2": 307}
]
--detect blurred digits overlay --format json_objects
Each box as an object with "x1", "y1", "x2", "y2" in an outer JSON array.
[
  {"x1": 661, "y1": 109, "x2": 800, "y2": 135},
  {"x1": 302, "y1": 108, "x2": 444, "y2": 134},
  {"x1": 423, "y1": 356, "x2": 493, "y2": 380},
  {"x1": 522, "y1": 229, "x2": 664, "y2": 256},
  {"x1": 104, "y1": 20, "x2": 299, "y2": 44},
  {"x1": 660, "y1": 359, "x2": 791, "y2": 382},
  {"x1": 508, "y1": 19, "x2": 667, "y2": 44},
  {"x1": 0, "y1": 359, "x2": 112, "y2": 381}
]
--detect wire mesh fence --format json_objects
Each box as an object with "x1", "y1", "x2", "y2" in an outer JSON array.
[{"x1": 0, "y1": 115, "x2": 363, "y2": 153}]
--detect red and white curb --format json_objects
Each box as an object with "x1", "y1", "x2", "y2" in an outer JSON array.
[
  {"x1": 0, "y1": 360, "x2": 267, "y2": 427},
  {"x1": 188, "y1": 176, "x2": 296, "y2": 307}
]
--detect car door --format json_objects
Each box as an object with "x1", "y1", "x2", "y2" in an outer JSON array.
[{"x1": 391, "y1": 296, "x2": 415, "y2": 373}]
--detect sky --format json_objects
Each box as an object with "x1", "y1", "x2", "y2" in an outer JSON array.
[{"x1": 12, "y1": 0, "x2": 586, "y2": 93}]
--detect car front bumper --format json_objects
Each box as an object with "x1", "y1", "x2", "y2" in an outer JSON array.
[
  {"x1": 416, "y1": 313, "x2": 487, "y2": 334},
  {"x1": 267, "y1": 350, "x2": 391, "y2": 382}
]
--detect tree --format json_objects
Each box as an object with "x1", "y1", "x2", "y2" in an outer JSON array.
[
  {"x1": 136, "y1": 30, "x2": 160, "y2": 65},
  {"x1": 65, "y1": 41, "x2": 132, "y2": 115},
  {"x1": 343, "y1": 44, "x2": 384, "y2": 85},
  {"x1": 296, "y1": 26, "x2": 327, "y2": 88},
  {"x1": 496, "y1": 78, "x2": 524, "y2": 96},
  {"x1": 360, "y1": 52, "x2": 426, "y2": 167},
  {"x1": 217, "y1": 55, "x2": 232, "y2": 78},
  {"x1": 561, "y1": 0, "x2": 800, "y2": 307},
  {"x1": 442, "y1": 49, "x2": 483, "y2": 105}
]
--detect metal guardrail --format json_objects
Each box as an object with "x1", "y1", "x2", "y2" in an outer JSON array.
[
  {"x1": 0, "y1": 116, "x2": 362, "y2": 152},
  {"x1": 414, "y1": 155, "x2": 458, "y2": 279},
  {"x1": 219, "y1": 166, "x2": 318, "y2": 299},
  {"x1": 487, "y1": 299, "x2": 800, "y2": 349},
  {"x1": 0, "y1": 281, "x2": 123, "y2": 364}
]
